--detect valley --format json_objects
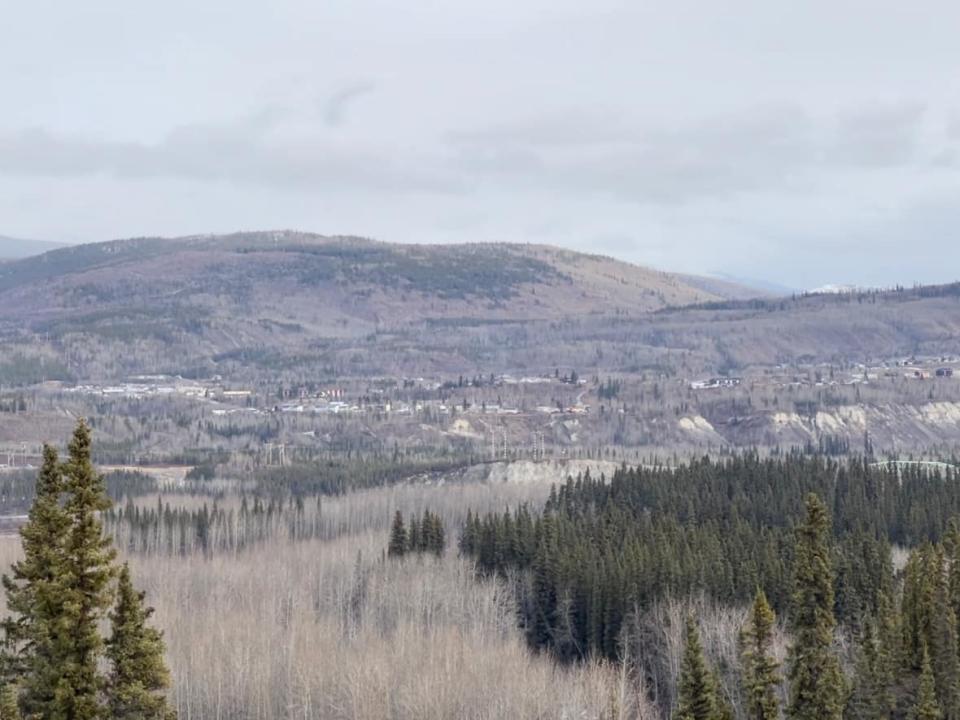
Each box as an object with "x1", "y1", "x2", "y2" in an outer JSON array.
[{"x1": 1, "y1": 235, "x2": 959, "y2": 469}]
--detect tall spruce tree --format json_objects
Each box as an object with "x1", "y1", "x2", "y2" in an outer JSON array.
[
  {"x1": 787, "y1": 493, "x2": 846, "y2": 720},
  {"x1": 1, "y1": 444, "x2": 71, "y2": 717},
  {"x1": 712, "y1": 670, "x2": 736, "y2": 720},
  {"x1": 407, "y1": 517, "x2": 421, "y2": 553},
  {"x1": 741, "y1": 589, "x2": 780, "y2": 720},
  {"x1": 1, "y1": 421, "x2": 174, "y2": 720},
  {"x1": 902, "y1": 548, "x2": 933, "y2": 673},
  {"x1": 930, "y1": 548, "x2": 960, "y2": 720},
  {"x1": 675, "y1": 616, "x2": 723, "y2": 720},
  {"x1": 61, "y1": 419, "x2": 118, "y2": 720},
  {"x1": 388, "y1": 511, "x2": 407, "y2": 557},
  {"x1": 916, "y1": 647, "x2": 944, "y2": 720},
  {"x1": 846, "y1": 619, "x2": 894, "y2": 720},
  {"x1": 106, "y1": 564, "x2": 174, "y2": 720},
  {"x1": 874, "y1": 591, "x2": 899, "y2": 720},
  {"x1": 946, "y1": 520, "x2": 960, "y2": 628}
]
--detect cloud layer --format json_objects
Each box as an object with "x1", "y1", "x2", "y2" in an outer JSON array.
[{"x1": 2, "y1": 0, "x2": 960, "y2": 289}]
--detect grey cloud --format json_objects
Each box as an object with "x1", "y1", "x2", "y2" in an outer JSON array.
[
  {"x1": 322, "y1": 82, "x2": 377, "y2": 128},
  {"x1": 0, "y1": 121, "x2": 464, "y2": 194},
  {"x1": 448, "y1": 103, "x2": 940, "y2": 204},
  {"x1": 5, "y1": 0, "x2": 960, "y2": 288},
  {"x1": 829, "y1": 102, "x2": 927, "y2": 167}
]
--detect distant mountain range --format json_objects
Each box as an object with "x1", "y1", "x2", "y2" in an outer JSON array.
[
  {"x1": 0, "y1": 235, "x2": 68, "y2": 260},
  {"x1": 1, "y1": 230, "x2": 958, "y2": 386},
  {"x1": 0, "y1": 230, "x2": 760, "y2": 324}
]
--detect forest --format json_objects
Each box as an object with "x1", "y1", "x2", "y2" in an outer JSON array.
[
  {"x1": 5, "y1": 427, "x2": 960, "y2": 719},
  {"x1": 461, "y1": 456, "x2": 960, "y2": 719}
]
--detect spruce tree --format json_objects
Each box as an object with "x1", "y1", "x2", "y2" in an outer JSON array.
[
  {"x1": 459, "y1": 510, "x2": 477, "y2": 556},
  {"x1": 407, "y1": 517, "x2": 421, "y2": 554},
  {"x1": 0, "y1": 684, "x2": 20, "y2": 720},
  {"x1": 930, "y1": 548, "x2": 960, "y2": 720},
  {"x1": 675, "y1": 616, "x2": 719, "y2": 720},
  {"x1": 106, "y1": 564, "x2": 174, "y2": 720},
  {"x1": 902, "y1": 548, "x2": 933, "y2": 672},
  {"x1": 741, "y1": 589, "x2": 780, "y2": 720},
  {"x1": 874, "y1": 591, "x2": 899, "y2": 719},
  {"x1": 388, "y1": 511, "x2": 407, "y2": 557},
  {"x1": 916, "y1": 648, "x2": 944, "y2": 720},
  {"x1": 1, "y1": 444, "x2": 71, "y2": 717},
  {"x1": 60, "y1": 418, "x2": 118, "y2": 720},
  {"x1": 945, "y1": 519, "x2": 960, "y2": 629},
  {"x1": 846, "y1": 619, "x2": 893, "y2": 720},
  {"x1": 1, "y1": 421, "x2": 175, "y2": 720},
  {"x1": 712, "y1": 670, "x2": 735, "y2": 720},
  {"x1": 787, "y1": 493, "x2": 846, "y2": 720}
]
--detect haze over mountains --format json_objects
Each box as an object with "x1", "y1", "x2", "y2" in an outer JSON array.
[{"x1": 0, "y1": 235, "x2": 67, "y2": 260}]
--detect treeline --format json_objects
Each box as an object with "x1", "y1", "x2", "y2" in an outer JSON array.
[
  {"x1": 668, "y1": 279, "x2": 960, "y2": 314},
  {"x1": 0, "y1": 469, "x2": 159, "y2": 514},
  {"x1": 460, "y1": 454, "x2": 960, "y2": 661},
  {"x1": 104, "y1": 496, "x2": 323, "y2": 555},
  {"x1": 0, "y1": 353, "x2": 73, "y2": 386},
  {"x1": 253, "y1": 455, "x2": 474, "y2": 496}
]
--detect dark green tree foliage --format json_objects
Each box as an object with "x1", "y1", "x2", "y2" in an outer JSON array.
[
  {"x1": 674, "y1": 616, "x2": 725, "y2": 720},
  {"x1": 947, "y1": 521, "x2": 960, "y2": 626},
  {"x1": 900, "y1": 544, "x2": 960, "y2": 720},
  {"x1": 846, "y1": 614, "x2": 898, "y2": 720},
  {"x1": 787, "y1": 494, "x2": 846, "y2": 720},
  {"x1": 253, "y1": 455, "x2": 471, "y2": 496},
  {"x1": 740, "y1": 590, "x2": 780, "y2": 720},
  {"x1": 106, "y1": 564, "x2": 174, "y2": 720},
  {"x1": 874, "y1": 591, "x2": 900, "y2": 720},
  {"x1": 414, "y1": 510, "x2": 445, "y2": 556},
  {"x1": 1, "y1": 420, "x2": 175, "y2": 720},
  {"x1": 930, "y1": 548, "x2": 960, "y2": 720},
  {"x1": 408, "y1": 517, "x2": 421, "y2": 554},
  {"x1": 387, "y1": 511, "x2": 408, "y2": 558},
  {"x1": 61, "y1": 419, "x2": 118, "y2": 720},
  {"x1": 846, "y1": 610, "x2": 899, "y2": 720},
  {"x1": 466, "y1": 454, "x2": 960, "y2": 718},
  {"x1": 0, "y1": 445, "x2": 71, "y2": 717},
  {"x1": 461, "y1": 455, "x2": 907, "y2": 661},
  {"x1": 916, "y1": 648, "x2": 944, "y2": 720},
  {"x1": 387, "y1": 510, "x2": 446, "y2": 558}
]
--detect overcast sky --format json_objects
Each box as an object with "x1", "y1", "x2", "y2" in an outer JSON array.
[{"x1": 2, "y1": 0, "x2": 960, "y2": 290}]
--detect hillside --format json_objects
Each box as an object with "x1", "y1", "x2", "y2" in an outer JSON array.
[
  {"x1": 0, "y1": 231, "x2": 959, "y2": 458},
  {"x1": 0, "y1": 230, "x2": 754, "y2": 331},
  {"x1": 1, "y1": 231, "x2": 959, "y2": 384}
]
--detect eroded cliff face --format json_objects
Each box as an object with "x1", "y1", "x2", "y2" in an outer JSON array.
[{"x1": 676, "y1": 401, "x2": 960, "y2": 451}]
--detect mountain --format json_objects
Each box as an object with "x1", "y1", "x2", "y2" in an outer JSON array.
[
  {"x1": 0, "y1": 235, "x2": 68, "y2": 260},
  {"x1": 2, "y1": 229, "x2": 958, "y2": 388},
  {"x1": 0, "y1": 230, "x2": 759, "y2": 328}
]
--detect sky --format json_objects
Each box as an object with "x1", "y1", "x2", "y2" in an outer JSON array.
[{"x1": 2, "y1": 0, "x2": 960, "y2": 290}]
